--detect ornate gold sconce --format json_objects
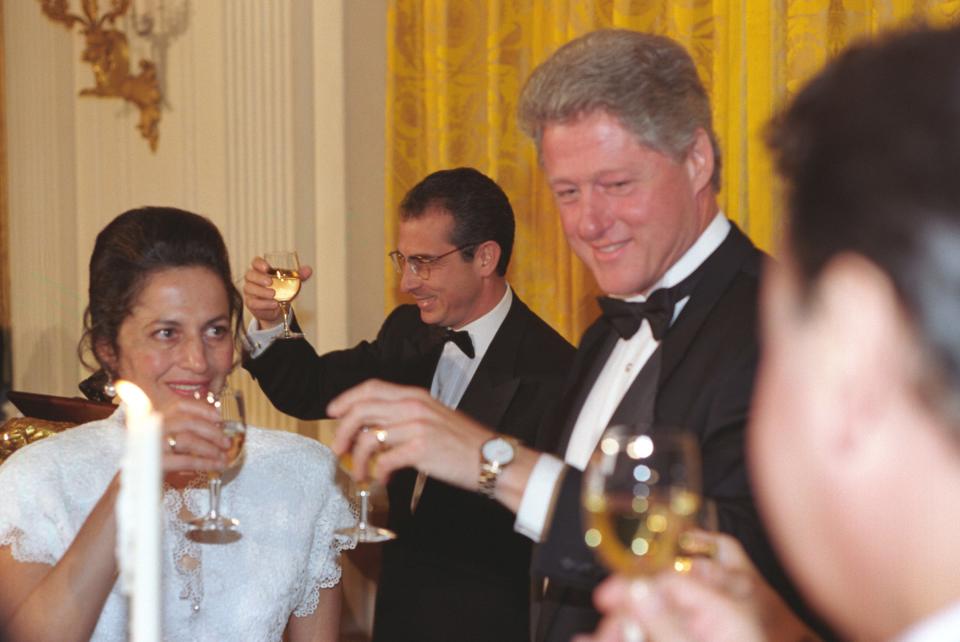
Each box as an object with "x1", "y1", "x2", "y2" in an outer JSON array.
[{"x1": 39, "y1": 0, "x2": 162, "y2": 151}]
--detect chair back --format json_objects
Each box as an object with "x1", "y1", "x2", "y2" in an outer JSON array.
[
  {"x1": 8, "y1": 389, "x2": 115, "y2": 423},
  {"x1": 1, "y1": 390, "x2": 116, "y2": 464}
]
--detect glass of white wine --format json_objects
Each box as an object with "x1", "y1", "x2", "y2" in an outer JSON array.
[
  {"x1": 582, "y1": 424, "x2": 703, "y2": 576},
  {"x1": 336, "y1": 427, "x2": 396, "y2": 544},
  {"x1": 263, "y1": 250, "x2": 303, "y2": 340},
  {"x1": 187, "y1": 389, "x2": 247, "y2": 540}
]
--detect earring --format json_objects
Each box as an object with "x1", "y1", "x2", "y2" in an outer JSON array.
[{"x1": 103, "y1": 373, "x2": 116, "y2": 398}]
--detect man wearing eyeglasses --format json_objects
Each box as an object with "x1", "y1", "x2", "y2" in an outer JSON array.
[
  {"x1": 326, "y1": 30, "x2": 830, "y2": 642},
  {"x1": 242, "y1": 166, "x2": 575, "y2": 642}
]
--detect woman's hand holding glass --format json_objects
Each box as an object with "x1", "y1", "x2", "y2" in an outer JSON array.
[
  {"x1": 159, "y1": 392, "x2": 232, "y2": 474},
  {"x1": 186, "y1": 389, "x2": 247, "y2": 537}
]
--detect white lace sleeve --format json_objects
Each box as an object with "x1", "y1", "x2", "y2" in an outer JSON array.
[
  {"x1": 292, "y1": 442, "x2": 357, "y2": 618},
  {"x1": 0, "y1": 443, "x2": 65, "y2": 565},
  {"x1": 0, "y1": 422, "x2": 120, "y2": 567}
]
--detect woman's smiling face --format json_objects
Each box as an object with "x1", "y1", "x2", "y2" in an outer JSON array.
[{"x1": 104, "y1": 266, "x2": 234, "y2": 410}]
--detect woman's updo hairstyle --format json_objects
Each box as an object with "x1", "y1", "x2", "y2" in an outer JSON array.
[{"x1": 79, "y1": 207, "x2": 244, "y2": 375}]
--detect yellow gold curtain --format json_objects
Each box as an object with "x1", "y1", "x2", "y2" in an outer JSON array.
[{"x1": 385, "y1": 0, "x2": 960, "y2": 342}]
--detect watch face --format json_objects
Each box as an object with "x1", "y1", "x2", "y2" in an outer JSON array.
[{"x1": 482, "y1": 437, "x2": 515, "y2": 465}]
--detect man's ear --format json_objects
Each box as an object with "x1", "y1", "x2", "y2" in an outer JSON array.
[
  {"x1": 475, "y1": 241, "x2": 502, "y2": 277},
  {"x1": 684, "y1": 128, "x2": 715, "y2": 194},
  {"x1": 812, "y1": 253, "x2": 910, "y2": 460}
]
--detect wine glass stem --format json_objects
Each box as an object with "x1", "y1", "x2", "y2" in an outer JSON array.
[
  {"x1": 279, "y1": 301, "x2": 292, "y2": 338},
  {"x1": 207, "y1": 474, "x2": 222, "y2": 519},
  {"x1": 357, "y1": 486, "x2": 371, "y2": 532}
]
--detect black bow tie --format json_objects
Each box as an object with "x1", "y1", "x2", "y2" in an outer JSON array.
[
  {"x1": 441, "y1": 328, "x2": 475, "y2": 359},
  {"x1": 598, "y1": 267, "x2": 704, "y2": 341}
]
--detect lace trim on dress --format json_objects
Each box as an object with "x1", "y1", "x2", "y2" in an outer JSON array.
[
  {"x1": 0, "y1": 527, "x2": 57, "y2": 566},
  {"x1": 163, "y1": 477, "x2": 207, "y2": 612}
]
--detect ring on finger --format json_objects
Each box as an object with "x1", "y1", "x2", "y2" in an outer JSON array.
[
  {"x1": 166, "y1": 435, "x2": 177, "y2": 452},
  {"x1": 374, "y1": 428, "x2": 388, "y2": 448}
]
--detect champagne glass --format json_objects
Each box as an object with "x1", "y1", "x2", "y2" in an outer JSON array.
[
  {"x1": 582, "y1": 424, "x2": 702, "y2": 576},
  {"x1": 187, "y1": 389, "x2": 247, "y2": 540},
  {"x1": 336, "y1": 427, "x2": 396, "y2": 544},
  {"x1": 263, "y1": 250, "x2": 303, "y2": 340}
]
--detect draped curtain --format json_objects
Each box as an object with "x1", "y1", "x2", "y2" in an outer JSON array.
[{"x1": 385, "y1": 0, "x2": 960, "y2": 342}]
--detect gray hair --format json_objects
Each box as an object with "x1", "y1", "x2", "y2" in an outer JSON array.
[{"x1": 518, "y1": 29, "x2": 721, "y2": 190}]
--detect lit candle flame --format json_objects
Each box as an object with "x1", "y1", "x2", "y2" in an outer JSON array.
[{"x1": 115, "y1": 380, "x2": 153, "y2": 416}]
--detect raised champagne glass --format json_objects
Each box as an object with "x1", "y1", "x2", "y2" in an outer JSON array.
[
  {"x1": 336, "y1": 427, "x2": 396, "y2": 544},
  {"x1": 187, "y1": 389, "x2": 247, "y2": 541},
  {"x1": 263, "y1": 250, "x2": 303, "y2": 340},
  {"x1": 582, "y1": 424, "x2": 703, "y2": 576}
]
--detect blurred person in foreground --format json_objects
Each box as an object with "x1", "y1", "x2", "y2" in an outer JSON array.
[
  {"x1": 327, "y1": 29, "x2": 823, "y2": 640},
  {"x1": 242, "y1": 167, "x2": 574, "y2": 642},
  {"x1": 582, "y1": 25, "x2": 960, "y2": 642},
  {"x1": 0, "y1": 207, "x2": 353, "y2": 641}
]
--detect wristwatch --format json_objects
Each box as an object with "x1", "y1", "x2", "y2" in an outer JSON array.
[{"x1": 479, "y1": 435, "x2": 518, "y2": 498}]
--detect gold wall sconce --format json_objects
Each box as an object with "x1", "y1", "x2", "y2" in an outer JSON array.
[{"x1": 40, "y1": 0, "x2": 162, "y2": 151}]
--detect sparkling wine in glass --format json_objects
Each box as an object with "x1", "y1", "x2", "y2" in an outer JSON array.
[
  {"x1": 336, "y1": 428, "x2": 396, "y2": 544},
  {"x1": 187, "y1": 389, "x2": 247, "y2": 541},
  {"x1": 582, "y1": 424, "x2": 702, "y2": 576},
  {"x1": 263, "y1": 250, "x2": 303, "y2": 340}
]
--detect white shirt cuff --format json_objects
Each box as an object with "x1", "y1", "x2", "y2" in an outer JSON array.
[
  {"x1": 514, "y1": 453, "x2": 566, "y2": 543},
  {"x1": 245, "y1": 318, "x2": 285, "y2": 358}
]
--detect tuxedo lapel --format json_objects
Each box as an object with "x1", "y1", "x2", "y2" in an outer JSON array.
[
  {"x1": 456, "y1": 297, "x2": 527, "y2": 428},
  {"x1": 659, "y1": 225, "x2": 756, "y2": 385},
  {"x1": 549, "y1": 323, "x2": 618, "y2": 456},
  {"x1": 607, "y1": 348, "x2": 660, "y2": 428},
  {"x1": 415, "y1": 297, "x2": 526, "y2": 512}
]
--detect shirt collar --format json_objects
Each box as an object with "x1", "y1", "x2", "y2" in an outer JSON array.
[
  {"x1": 453, "y1": 285, "x2": 513, "y2": 362},
  {"x1": 626, "y1": 212, "x2": 731, "y2": 303}
]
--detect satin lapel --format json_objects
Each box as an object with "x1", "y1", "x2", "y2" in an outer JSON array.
[
  {"x1": 659, "y1": 224, "x2": 756, "y2": 386},
  {"x1": 607, "y1": 348, "x2": 660, "y2": 428},
  {"x1": 551, "y1": 321, "x2": 619, "y2": 457},
  {"x1": 455, "y1": 297, "x2": 527, "y2": 428}
]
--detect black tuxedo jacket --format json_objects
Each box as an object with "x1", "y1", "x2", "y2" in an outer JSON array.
[
  {"x1": 530, "y1": 224, "x2": 818, "y2": 641},
  {"x1": 244, "y1": 295, "x2": 575, "y2": 642}
]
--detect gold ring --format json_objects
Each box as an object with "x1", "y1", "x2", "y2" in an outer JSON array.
[
  {"x1": 166, "y1": 435, "x2": 177, "y2": 452},
  {"x1": 374, "y1": 428, "x2": 388, "y2": 447}
]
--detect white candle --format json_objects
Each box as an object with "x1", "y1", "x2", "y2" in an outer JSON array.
[{"x1": 115, "y1": 381, "x2": 162, "y2": 642}]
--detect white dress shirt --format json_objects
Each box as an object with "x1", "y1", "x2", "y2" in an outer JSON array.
[
  {"x1": 895, "y1": 601, "x2": 960, "y2": 642},
  {"x1": 514, "y1": 213, "x2": 731, "y2": 542},
  {"x1": 430, "y1": 285, "x2": 513, "y2": 407},
  {"x1": 247, "y1": 286, "x2": 514, "y2": 408}
]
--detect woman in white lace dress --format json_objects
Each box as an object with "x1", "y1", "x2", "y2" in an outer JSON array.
[{"x1": 0, "y1": 207, "x2": 355, "y2": 642}]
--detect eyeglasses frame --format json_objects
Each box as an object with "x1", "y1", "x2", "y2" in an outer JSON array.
[{"x1": 388, "y1": 242, "x2": 482, "y2": 280}]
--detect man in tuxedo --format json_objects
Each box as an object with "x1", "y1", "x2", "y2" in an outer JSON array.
[
  {"x1": 329, "y1": 30, "x2": 815, "y2": 641},
  {"x1": 242, "y1": 166, "x2": 574, "y2": 642}
]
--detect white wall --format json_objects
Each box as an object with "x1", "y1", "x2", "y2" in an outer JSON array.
[
  {"x1": 3, "y1": 0, "x2": 385, "y2": 429},
  {"x1": 4, "y1": 0, "x2": 386, "y2": 633}
]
